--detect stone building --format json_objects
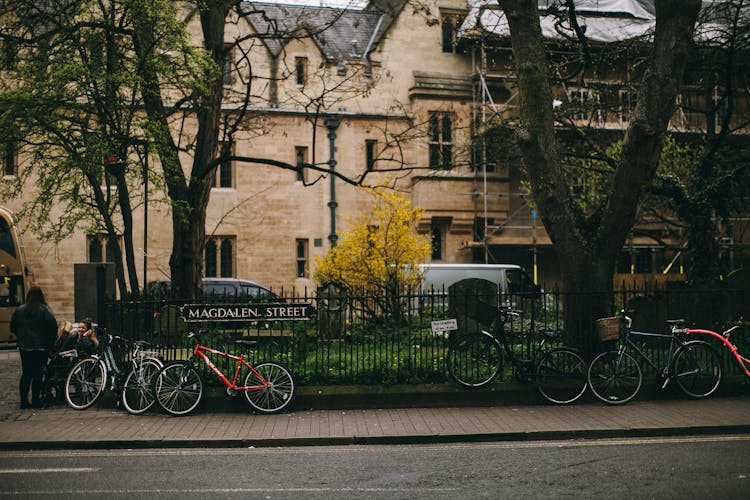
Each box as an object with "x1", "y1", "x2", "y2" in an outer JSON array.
[{"x1": 2, "y1": 0, "x2": 748, "y2": 318}]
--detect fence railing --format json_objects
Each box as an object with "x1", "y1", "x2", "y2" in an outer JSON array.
[{"x1": 104, "y1": 284, "x2": 750, "y2": 386}]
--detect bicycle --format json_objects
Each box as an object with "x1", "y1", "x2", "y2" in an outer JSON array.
[
  {"x1": 152, "y1": 331, "x2": 295, "y2": 416},
  {"x1": 445, "y1": 303, "x2": 588, "y2": 405},
  {"x1": 64, "y1": 332, "x2": 163, "y2": 414},
  {"x1": 671, "y1": 321, "x2": 750, "y2": 379},
  {"x1": 587, "y1": 311, "x2": 722, "y2": 405},
  {"x1": 38, "y1": 348, "x2": 79, "y2": 407}
]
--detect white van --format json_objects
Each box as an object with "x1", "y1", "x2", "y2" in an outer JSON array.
[{"x1": 418, "y1": 263, "x2": 540, "y2": 299}]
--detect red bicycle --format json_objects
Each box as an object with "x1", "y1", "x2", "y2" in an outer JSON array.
[
  {"x1": 153, "y1": 331, "x2": 295, "y2": 416},
  {"x1": 672, "y1": 321, "x2": 750, "y2": 379}
]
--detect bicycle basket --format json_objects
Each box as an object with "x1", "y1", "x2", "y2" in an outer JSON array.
[{"x1": 596, "y1": 316, "x2": 621, "y2": 342}]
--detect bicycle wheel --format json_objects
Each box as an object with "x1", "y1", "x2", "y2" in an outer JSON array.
[
  {"x1": 153, "y1": 362, "x2": 203, "y2": 416},
  {"x1": 121, "y1": 359, "x2": 163, "y2": 415},
  {"x1": 587, "y1": 350, "x2": 642, "y2": 405},
  {"x1": 672, "y1": 340, "x2": 722, "y2": 398},
  {"x1": 64, "y1": 358, "x2": 106, "y2": 410},
  {"x1": 244, "y1": 362, "x2": 295, "y2": 413},
  {"x1": 446, "y1": 332, "x2": 503, "y2": 388},
  {"x1": 535, "y1": 348, "x2": 588, "y2": 404}
]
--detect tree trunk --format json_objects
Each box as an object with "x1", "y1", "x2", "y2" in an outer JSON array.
[
  {"x1": 557, "y1": 244, "x2": 617, "y2": 358},
  {"x1": 498, "y1": 0, "x2": 701, "y2": 350},
  {"x1": 131, "y1": 1, "x2": 229, "y2": 299}
]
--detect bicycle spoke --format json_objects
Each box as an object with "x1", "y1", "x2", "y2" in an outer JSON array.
[
  {"x1": 673, "y1": 341, "x2": 722, "y2": 399},
  {"x1": 536, "y1": 349, "x2": 587, "y2": 404},
  {"x1": 587, "y1": 351, "x2": 642, "y2": 405},
  {"x1": 154, "y1": 363, "x2": 203, "y2": 416},
  {"x1": 447, "y1": 334, "x2": 502, "y2": 388},
  {"x1": 244, "y1": 362, "x2": 294, "y2": 413}
]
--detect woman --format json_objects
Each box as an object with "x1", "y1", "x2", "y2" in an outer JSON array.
[
  {"x1": 10, "y1": 286, "x2": 58, "y2": 409},
  {"x1": 73, "y1": 317, "x2": 98, "y2": 356}
]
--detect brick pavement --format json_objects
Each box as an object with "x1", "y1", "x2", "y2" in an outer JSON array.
[{"x1": 1, "y1": 349, "x2": 749, "y2": 450}]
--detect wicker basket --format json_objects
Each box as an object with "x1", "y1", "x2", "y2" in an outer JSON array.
[{"x1": 596, "y1": 316, "x2": 621, "y2": 342}]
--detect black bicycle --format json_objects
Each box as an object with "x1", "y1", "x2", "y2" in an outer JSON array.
[
  {"x1": 587, "y1": 311, "x2": 722, "y2": 405},
  {"x1": 446, "y1": 304, "x2": 588, "y2": 404}
]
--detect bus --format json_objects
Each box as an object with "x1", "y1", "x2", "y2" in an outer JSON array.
[{"x1": 0, "y1": 206, "x2": 32, "y2": 345}]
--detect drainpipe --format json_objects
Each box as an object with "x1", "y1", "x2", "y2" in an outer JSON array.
[{"x1": 325, "y1": 115, "x2": 340, "y2": 248}]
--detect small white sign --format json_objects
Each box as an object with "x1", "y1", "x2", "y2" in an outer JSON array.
[{"x1": 431, "y1": 319, "x2": 458, "y2": 333}]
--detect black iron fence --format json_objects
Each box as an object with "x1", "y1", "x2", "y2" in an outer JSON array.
[{"x1": 104, "y1": 284, "x2": 750, "y2": 386}]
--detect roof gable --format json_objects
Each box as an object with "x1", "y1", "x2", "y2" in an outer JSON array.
[{"x1": 240, "y1": 2, "x2": 385, "y2": 61}]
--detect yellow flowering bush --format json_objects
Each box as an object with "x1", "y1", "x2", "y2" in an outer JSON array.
[{"x1": 315, "y1": 188, "x2": 430, "y2": 316}]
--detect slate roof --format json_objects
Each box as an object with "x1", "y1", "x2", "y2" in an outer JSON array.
[{"x1": 239, "y1": 1, "x2": 386, "y2": 61}]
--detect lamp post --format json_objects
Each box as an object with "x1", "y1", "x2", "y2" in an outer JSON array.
[
  {"x1": 324, "y1": 115, "x2": 340, "y2": 248},
  {"x1": 141, "y1": 142, "x2": 148, "y2": 288}
]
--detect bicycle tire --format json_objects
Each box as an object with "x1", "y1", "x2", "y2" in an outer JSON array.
[
  {"x1": 446, "y1": 332, "x2": 503, "y2": 388},
  {"x1": 535, "y1": 348, "x2": 588, "y2": 404},
  {"x1": 153, "y1": 362, "x2": 203, "y2": 416},
  {"x1": 120, "y1": 359, "x2": 163, "y2": 415},
  {"x1": 64, "y1": 357, "x2": 106, "y2": 410},
  {"x1": 243, "y1": 362, "x2": 295, "y2": 413},
  {"x1": 672, "y1": 340, "x2": 722, "y2": 399},
  {"x1": 587, "y1": 350, "x2": 642, "y2": 405}
]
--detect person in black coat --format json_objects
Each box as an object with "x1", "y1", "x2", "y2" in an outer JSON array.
[{"x1": 10, "y1": 286, "x2": 58, "y2": 409}]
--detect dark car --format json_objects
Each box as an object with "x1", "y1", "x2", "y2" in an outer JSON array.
[{"x1": 146, "y1": 277, "x2": 281, "y2": 302}]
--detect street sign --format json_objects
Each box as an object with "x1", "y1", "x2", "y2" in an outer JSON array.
[
  {"x1": 431, "y1": 319, "x2": 458, "y2": 333},
  {"x1": 180, "y1": 303, "x2": 315, "y2": 323}
]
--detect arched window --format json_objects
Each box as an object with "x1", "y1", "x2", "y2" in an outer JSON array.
[{"x1": 205, "y1": 236, "x2": 236, "y2": 278}]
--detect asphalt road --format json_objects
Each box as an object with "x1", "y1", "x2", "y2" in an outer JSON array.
[{"x1": 1, "y1": 435, "x2": 748, "y2": 499}]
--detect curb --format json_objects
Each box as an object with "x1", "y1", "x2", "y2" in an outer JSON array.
[{"x1": 3, "y1": 425, "x2": 750, "y2": 451}]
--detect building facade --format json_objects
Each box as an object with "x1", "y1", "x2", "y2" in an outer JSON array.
[{"x1": 2, "y1": 0, "x2": 748, "y2": 319}]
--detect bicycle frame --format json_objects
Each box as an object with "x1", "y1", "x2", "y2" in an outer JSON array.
[
  {"x1": 99, "y1": 337, "x2": 157, "y2": 392},
  {"x1": 191, "y1": 344, "x2": 270, "y2": 391},
  {"x1": 684, "y1": 327, "x2": 750, "y2": 378},
  {"x1": 619, "y1": 327, "x2": 685, "y2": 381}
]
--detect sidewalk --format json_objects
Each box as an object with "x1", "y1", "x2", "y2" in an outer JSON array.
[{"x1": 2, "y1": 349, "x2": 749, "y2": 450}]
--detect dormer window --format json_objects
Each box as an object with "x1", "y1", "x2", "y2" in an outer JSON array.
[{"x1": 295, "y1": 57, "x2": 307, "y2": 85}]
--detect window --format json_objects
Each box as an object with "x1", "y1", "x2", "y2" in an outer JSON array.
[
  {"x1": 295, "y1": 57, "x2": 307, "y2": 85},
  {"x1": 569, "y1": 87, "x2": 591, "y2": 121},
  {"x1": 431, "y1": 226, "x2": 443, "y2": 261},
  {"x1": 87, "y1": 234, "x2": 118, "y2": 263},
  {"x1": 295, "y1": 146, "x2": 308, "y2": 182},
  {"x1": 296, "y1": 239, "x2": 309, "y2": 278},
  {"x1": 441, "y1": 15, "x2": 466, "y2": 54},
  {"x1": 473, "y1": 217, "x2": 493, "y2": 242},
  {"x1": 365, "y1": 140, "x2": 377, "y2": 171},
  {"x1": 568, "y1": 87, "x2": 607, "y2": 123},
  {"x1": 677, "y1": 92, "x2": 704, "y2": 129},
  {"x1": 430, "y1": 217, "x2": 450, "y2": 261},
  {"x1": 240, "y1": 284, "x2": 276, "y2": 300},
  {"x1": 428, "y1": 112, "x2": 453, "y2": 169},
  {"x1": 223, "y1": 44, "x2": 235, "y2": 86},
  {"x1": 619, "y1": 90, "x2": 637, "y2": 123},
  {"x1": 617, "y1": 248, "x2": 655, "y2": 274},
  {"x1": 212, "y1": 142, "x2": 234, "y2": 188},
  {"x1": 634, "y1": 248, "x2": 653, "y2": 274},
  {"x1": 205, "y1": 236, "x2": 235, "y2": 278},
  {"x1": 3, "y1": 141, "x2": 17, "y2": 177}
]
